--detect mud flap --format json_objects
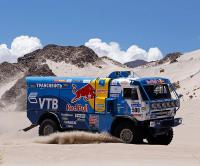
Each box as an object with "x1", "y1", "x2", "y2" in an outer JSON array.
[{"x1": 22, "y1": 124, "x2": 37, "y2": 132}]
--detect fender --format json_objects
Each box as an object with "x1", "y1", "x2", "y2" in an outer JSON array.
[
  {"x1": 110, "y1": 115, "x2": 138, "y2": 134},
  {"x1": 38, "y1": 111, "x2": 63, "y2": 129}
]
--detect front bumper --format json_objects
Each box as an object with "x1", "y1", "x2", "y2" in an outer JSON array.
[{"x1": 149, "y1": 118, "x2": 182, "y2": 128}]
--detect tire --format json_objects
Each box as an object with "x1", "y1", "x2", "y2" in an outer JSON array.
[
  {"x1": 39, "y1": 119, "x2": 58, "y2": 136},
  {"x1": 114, "y1": 122, "x2": 143, "y2": 144},
  {"x1": 147, "y1": 127, "x2": 173, "y2": 145}
]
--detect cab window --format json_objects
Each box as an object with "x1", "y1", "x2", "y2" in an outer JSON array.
[{"x1": 123, "y1": 88, "x2": 139, "y2": 100}]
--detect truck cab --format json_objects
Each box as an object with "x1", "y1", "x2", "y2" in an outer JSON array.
[{"x1": 26, "y1": 71, "x2": 182, "y2": 145}]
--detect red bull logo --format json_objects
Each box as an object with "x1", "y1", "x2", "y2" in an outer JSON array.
[
  {"x1": 71, "y1": 84, "x2": 95, "y2": 103},
  {"x1": 66, "y1": 104, "x2": 88, "y2": 112}
]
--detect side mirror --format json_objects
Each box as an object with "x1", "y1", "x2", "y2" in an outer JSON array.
[{"x1": 178, "y1": 94, "x2": 183, "y2": 98}]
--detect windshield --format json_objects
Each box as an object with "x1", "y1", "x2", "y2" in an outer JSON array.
[{"x1": 143, "y1": 84, "x2": 171, "y2": 100}]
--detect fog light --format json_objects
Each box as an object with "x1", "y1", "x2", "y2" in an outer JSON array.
[
  {"x1": 161, "y1": 102, "x2": 167, "y2": 108},
  {"x1": 156, "y1": 103, "x2": 161, "y2": 109},
  {"x1": 151, "y1": 103, "x2": 157, "y2": 109},
  {"x1": 150, "y1": 121, "x2": 156, "y2": 127},
  {"x1": 171, "y1": 101, "x2": 176, "y2": 107},
  {"x1": 166, "y1": 102, "x2": 171, "y2": 107}
]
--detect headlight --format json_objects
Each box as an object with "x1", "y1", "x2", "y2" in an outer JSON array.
[
  {"x1": 166, "y1": 102, "x2": 171, "y2": 107},
  {"x1": 151, "y1": 103, "x2": 157, "y2": 109},
  {"x1": 171, "y1": 101, "x2": 176, "y2": 107},
  {"x1": 156, "y1": 103, "x2": 161, "y2": 109},
  {"x1": 161, "y1": 102, "x2": 167, "y2": 108}
]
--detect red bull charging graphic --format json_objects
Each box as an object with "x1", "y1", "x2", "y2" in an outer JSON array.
[
  {"x1": 71, "y1": 84, "x2": 95, "y2": 103},
  {"x1": 66, "y1": 83, "x2": 96, "y2": 112}
]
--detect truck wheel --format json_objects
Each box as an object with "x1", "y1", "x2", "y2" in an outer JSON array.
[
  {"x1": 114, "y1": 122, "x2": 143, "y2": 144},
  {"x1": 39, "y1": 119, "x2": 58, "y2": 136},
  {"x1": 147, "y1": 127, "x2": 173, "y2": 145}
]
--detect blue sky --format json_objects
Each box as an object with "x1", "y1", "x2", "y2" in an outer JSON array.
[{"x1": 0, "y1": 0, "x2": 200, "y2": 55}]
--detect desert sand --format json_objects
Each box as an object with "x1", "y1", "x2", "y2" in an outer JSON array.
[
  {"x1": 1, "y1": 50, "x2": 200, "y2": 166},
  {"x1": 0, "y1": 100, "x2": 200, "y2": 166}
]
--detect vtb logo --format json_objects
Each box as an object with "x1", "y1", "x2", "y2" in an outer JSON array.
[{"x1": 28, "y1": 92, "x2": 58, "y2": 110}]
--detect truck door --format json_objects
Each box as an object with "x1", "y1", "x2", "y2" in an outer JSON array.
[{"x1": 123, "y1": 86, "x2": 141, "y2": 114}]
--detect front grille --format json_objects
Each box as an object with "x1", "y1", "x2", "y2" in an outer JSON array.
[{"x1": 151, "y1": 110, "x2": 171, "y2": 119}]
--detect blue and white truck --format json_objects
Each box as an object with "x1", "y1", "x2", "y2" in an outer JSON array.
[{"x1": 26, "y1": 71, "x2": 182, "y2": 144}]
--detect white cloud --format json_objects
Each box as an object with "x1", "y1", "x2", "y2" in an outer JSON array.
[
  {"x1": 0, "y1": 35, "x2": 42, "y2": 63},
  {"x1": 85, "y1": 38, "x2": 163, "y2": 63}
]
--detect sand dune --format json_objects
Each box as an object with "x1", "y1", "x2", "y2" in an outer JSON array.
[{"x1": 1, "y1": 50, "x2": 200, "y2": 165}]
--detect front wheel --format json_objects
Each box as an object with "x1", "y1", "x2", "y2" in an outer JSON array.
[
  {"x1": 114, "y1": 122, "x2": 143, "y2": 144},
  {"x1": 39, "y1": 119, "x2": 58, "y2": 136},
  {"x1": 147, "y1": 127, "x2": 173, "y2": 145}
]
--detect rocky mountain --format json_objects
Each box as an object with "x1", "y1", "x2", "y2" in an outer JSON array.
[
  {"x1": 0, "y1": 44, "x2": 127, "y2": 111},
  {"x1": 124, "y1": 52, "x2": 183, "y2": 68},
  {"x1": 124, "y1": 60, "x2": 148, "y2": 68},
  {"x1": 157, "y1": 52, "x2": 183, "y2": 64},
  {"x1": 17, "y1": 44, "x2": 100, "y2": 68}
]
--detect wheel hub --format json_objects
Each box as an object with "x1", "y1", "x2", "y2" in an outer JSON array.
[
  {"x1": 120, "y1": 129, "x2": 133, "y2": 143},
  {"x1": 43, "y1": 125, "x2": 54, "y2": 135}
]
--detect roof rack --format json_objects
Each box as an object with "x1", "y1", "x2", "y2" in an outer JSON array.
[{"x1": 108, "y1": 71, "x2": 134, "y2": 79}]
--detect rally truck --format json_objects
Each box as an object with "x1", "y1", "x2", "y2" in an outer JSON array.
[{"x1": 26, "y1": 71, "x2": 182, "y2": 144}]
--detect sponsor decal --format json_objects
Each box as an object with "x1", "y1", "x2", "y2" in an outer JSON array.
[
  {"x1": 110, "y1": 80, "x2": 118, "y2": 85},
  {"x1": 89, "y1": 115, "x2": 99, "y2": 127},
  {"x1": 110, "y1": 86, "x2": 121, "y2": 93},
  {"x1": 66, "y1": 125, "x2": 73, "y2": 128},
  {"x1": 63, "y1": 83, "x2": 69, "y2": 87},
  {"x1": 146, "y1": 79, "x2": 165, "y2": 85},
  {"x1": 83, "y1": 80, "x2": 91, "y2": 83},
  {"x1": 133, "y1": 113, "x2": 142, "y2": 117},
  {"x1": 96, "y1": 89, "x2": 107, "y2": 93},
  {"x1": 61, "y1": 113, "x2": 73, "y2": 117},
  {"x1": 110, "y1": 93, "x2": 120, "y2": 98},
  {"x1": 66, "y1": 79, "x2": 72, "y2": 83},
  {"x1": 36, "y1": 83, "x2": 62, "y2": 88},
  {"x1": 120, "y1": 81, "x2": 129, "y2": 85},
  {"x1": 28, "y1": 92, "x2": 38, "y2": 104},
  {"x1": 28, "y1": 92, "x2": 58, "y2": 110},
  {"x1": 131, "y1": 103, "x2": 141, "y2": 107},
  {"x1": 38, "y1": 98, "x2": 58, "y2": 110},
  {"x1": 66, "y1": 104, "x2": 88, "y2": 112},
  {"x1": 64, "y1": 120, "x2": 76, "y2": 125},
  {"x1": 75, "y1": 114, "x2": 86, "y2": 119},
  {"x1": 96, "y1": 104, "x2": 104, "y2": 107},
  {"x1": 54, "y1": 79, "x2": 66, "y2": 83},
  {"x1": 75, "y1": 113, "x2": 86, "y2": 122},
  {"x1": 61, "y1": 117, "x2": 69, "y2": 121},
  {"x1": 71, "y1": 84, "x2": 95, "y2": 103},
  {"x1": 131, "y1": 107, "x2": 140, "y2": 113}
]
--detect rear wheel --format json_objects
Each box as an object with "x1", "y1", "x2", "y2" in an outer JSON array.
[
  {"x1": 114, "y1": 122, "x2": 143, "y2": 144},
  {"x1": 147, "y1": 127, "x2": 173, "y2": 145},
  {"x1": 39, "y1": 119, "x2": 58, "y2": 136}
]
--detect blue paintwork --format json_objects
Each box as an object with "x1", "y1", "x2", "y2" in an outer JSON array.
[
  {"x1": 26, "y1": 73, "x2": 178, "y2": 133},
  {"x1": 108, "y1": 71, "x2": 131, "y2": 79}
]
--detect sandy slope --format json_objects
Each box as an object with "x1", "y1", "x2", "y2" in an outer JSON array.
[
  {"x1": 135, "y1": 49, "x2": 200, "y2": 100},
  {"x1": 46, "y1": 58, "x2": 128, "y2": 77},
  {"x1": 1, "y1": 50, "x2": 200, "y2": 165}
]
